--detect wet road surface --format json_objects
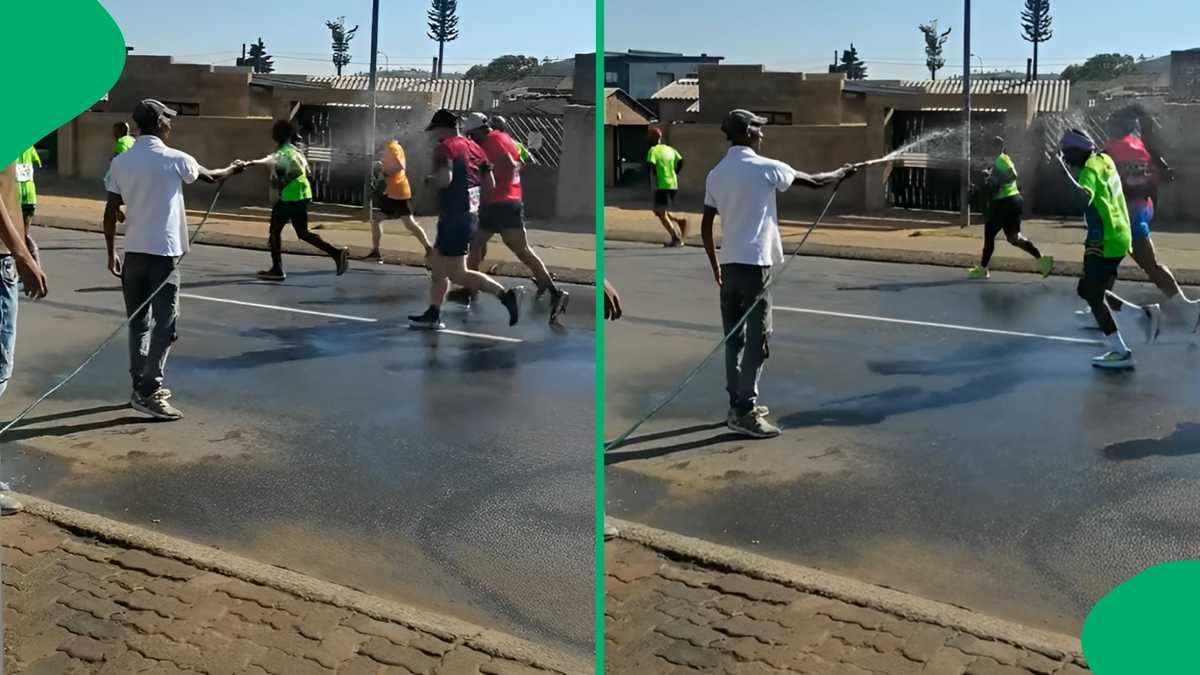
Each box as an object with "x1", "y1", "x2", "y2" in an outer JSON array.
[
  {"x1": 605, "y1": 241, "x2": 1200, "y2": 637},
  {"x1": 1, "y1": 227, "x2": 595, "y2": 657}
]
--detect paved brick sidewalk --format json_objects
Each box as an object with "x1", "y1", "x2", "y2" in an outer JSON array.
[
  {"x1": 605, "y1": 535, "x2": 1089, "y2": 675},
  {"x1": 2, "y1": 511, "x2": 575, "y2": 675}
]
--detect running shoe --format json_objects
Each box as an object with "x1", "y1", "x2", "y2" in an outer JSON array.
[
  {"x1": 1038, "y1": 255, "x2": 1054, "y2": 278},
  {"x1": 726, "y1": 405, "x2": 770, "y2": 426},
  {"x1": 257, "y1": 269, "x2": 286, "y2": 282},
  {"x1": 549, "y1": 288, "x2": 570, "y2": 324},
  {"x1": 408, "y1": 308, "x2": 445, "y2": 330},
  {"x1": 665, "y1": 238, "x2": 683, "y2": 248},
  {"x1": 0, "y1": 493, "x2": 23, "y2": 516},
  {"x1": 500, "y1": 288, "x2": 521, "y2": 326},
  {"x1": 131, "y1": 389, "x2": 184, "y2": 421},
  {"x1": 335, "y1": 248, "x2": 351, "y2": 276},
  {"x1": 727, "y1": 409, "x2": 782, "y2": 438},
  {"x1": 967, "y1": 265, "x2": 990, "y2": 279},
  {"x1": 1144, "y1": 303, "x2": 1163, "y2": 343},
  {"x1": 1091, "y1": 350, "x2": 1135, "y2": 370},
  {"x1": 362, "y1": 250, "x2": 384, "y2": 264}
]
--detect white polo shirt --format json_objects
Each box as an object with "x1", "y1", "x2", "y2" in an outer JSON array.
[
  {"x1": 704, "y1": 145, "x2": 797, "y2": 267},
  {"x1": 105, "y1": 136, "x2": 201, "y2": 257}
]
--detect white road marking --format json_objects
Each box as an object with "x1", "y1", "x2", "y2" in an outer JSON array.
[
  {"x1": 774, "y1": 306, "x2": 1105, "y2": 346},
  {"x1": 180, "y1": 293, "x2": 378, "y2": 323},
  {"x1": 181, "y1": 294, "x2": 525, "y2": 343},
  {"x1": 436, "y1": 328, "x2": 524, "y2": 344}
]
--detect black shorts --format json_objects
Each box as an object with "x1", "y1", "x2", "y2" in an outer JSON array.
[
  {"x1": 985, "y1": 195, "x2": 1023, "y2": 238},
  {"x1": 435, "y1": 213, "x2": 478, "y2": 257},
  {"x1": 653, "y1": 189, "x2": 676, "y2": 209},
  {"x1": 20, "y1": 204, "x2": 34, "y2": 219},
  {"x1": 379, "y1": 196, "x2": 412, "y2": 217},
  {"x1": 479, "y1": 202, "x2": 525, "y2": 233}
]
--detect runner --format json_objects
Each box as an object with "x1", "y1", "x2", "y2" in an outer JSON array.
[
  {"x1": 1058, "y1": 128, "x2": 1157, "y2": 369},
  {"x1": 701, "y1": 109, "x2": 856, "y2": 438},
  {"x1": 647, "y1": 128, "x2": 689, "y2": 247},
  {"x1": 114, "y1": 122, "x2": 136, "y2": 157},
  {"x1": 14, "y1": 146, "x2": 41, "y2": 230},
  {"x1": 246, "y1": 120, "x2": 349, "y2": 281},
  {"x1": 364, "y1": 132, "x2": 432, "y2": 263},
  {"x1": 111, "y1": 123, "x2": 137, "y2": 224},
  {"x1": 0, "y1": 165, "x2": 50, "y2": 516},
  {"x1": 407, "y1": 109, "x2": 520, "y2": 330},
  {"x1": 968, "y1": 136, "x2": 1053, "y2": 279},
  {"x1": 489, "y1": 116, "x2": 533, "y2": 164},
  {"x1": 1071, "y1": 112, "x2": 1196, "y2": 330},
  {"x1": 461, "y1": 113, "x2": 569, "y2": 324},
  {"x1": 103, "y1": 99, "x2": 247, "y2": 419}
]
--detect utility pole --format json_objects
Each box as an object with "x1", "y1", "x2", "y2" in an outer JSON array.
[
  {"x1": 961, "y1": 0, "x2": 971, "y2": 229},
  {"x1": 364, "y1": 0, "x2": 380, "y2": 222}
]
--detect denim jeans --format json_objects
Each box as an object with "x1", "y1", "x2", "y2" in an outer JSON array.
[
  {"x1": 0, "y1": 256, "x2": 18, "y2": 399},
  {"x1": 122, "y1": 253, "x2": 180, "y2": 397},
  {"x1": 720, "y1": 263, "x2": 773, "y2": 417}
]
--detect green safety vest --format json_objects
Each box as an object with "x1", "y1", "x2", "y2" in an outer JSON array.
[
  {"x1": 274, "y1": 143, "x2": 313, "y2": 202},
  {"x1": 14, "y1": 147, "x2": 40, "y2": 205}
]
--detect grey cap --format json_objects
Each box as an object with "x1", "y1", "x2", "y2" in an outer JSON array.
[
  {"x1": 721, "y1": 109, "x2": 767, "y2": 138},
  {"x1": 131, "y1": 99, "x2": 177, "y2": 130}
]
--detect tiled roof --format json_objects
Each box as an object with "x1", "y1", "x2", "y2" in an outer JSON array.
[
  {"x1": 900, "y1": 79, "x2": 1071, "y2": 113},
  {"x1": 307, "y1": 76, "x2": 476, "y2": 111},
  {"x1": 651, "y1": 78, "x2": 699, "y2": 101}
]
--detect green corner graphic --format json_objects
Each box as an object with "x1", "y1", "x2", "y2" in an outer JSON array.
[
  {"x1": 1082, "y1": 560, "x2": 1200, "y2": 673},
  {"x1": 0, "y1": 0, "x2": 125, "y2": 165}
]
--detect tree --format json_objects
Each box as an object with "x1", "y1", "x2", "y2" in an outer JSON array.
[
  {"x1": 325, "y1": 17, "x2": 359, "y2": 77},
  {"x1": 245, "y1": 38, "x2": 274, "y2": 74},
  {"x1": 1060, "y1": 53, "x2": 1138, "y2": 83},
  {"x1": 829, "y1": 44, "x2": 868, "y2": 80},
  {"x1": 919, "y1": 20, "x2": 952, "y2": 80},
  {"x1": 427, "y1": 0, "x2": 460, "y2": 79},
  {"x1": 463, "y1": 55, "x2": 542, "y2": 81},
  {"x1": 1020, "y1": 0, "x2": 1053, "y2": 80}
]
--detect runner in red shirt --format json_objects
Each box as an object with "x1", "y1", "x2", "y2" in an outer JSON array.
[
  {"x1": 458, "y1": 113, "x2": 568, "y2": 324},
  {"x1": 407, "y1": 109, "x2": 520, "y2": 330}
]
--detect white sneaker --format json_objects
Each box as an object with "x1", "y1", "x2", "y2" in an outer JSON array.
[
  {"x1": 1092, "y1": 350, "x2": 1135, "y2": 370},
  {"x1": 1144, "y1": 304, "x2": 1163, "y2": 343}
]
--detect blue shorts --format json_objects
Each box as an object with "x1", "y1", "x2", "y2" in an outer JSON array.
[
  {"x1": 435, "y1": 212, "x2": 478, "y2": 257},
  {"x1": 1130, "y1": 198, "x2": 1153, "y2": 240}
]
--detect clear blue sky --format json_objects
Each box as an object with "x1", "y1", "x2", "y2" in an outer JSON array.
[
  {"x1": 606, "y1": 0, "x2": 1200, "y2": 79},
  {"x1": 99, "y1": 0, "x2": 595, "y2": 75}
]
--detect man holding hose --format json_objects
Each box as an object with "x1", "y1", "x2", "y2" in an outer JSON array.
[
  {"x1": 701, "y1": 109, "x2": 856, "y2": 438},
  {"x1": 104, "y1": 99, "x2": 246, "y2": 419}
]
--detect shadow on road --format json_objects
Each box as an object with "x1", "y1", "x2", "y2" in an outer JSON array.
[
  {"x1": 1103, "y1": 423, "x2": 1200, "y2": 461},
  {"x1": 604, "y1": 422, "x2": 740, "y2": 464},
  {"x1": 2, "y1": 404, "x2": 150, "y2": 442}
]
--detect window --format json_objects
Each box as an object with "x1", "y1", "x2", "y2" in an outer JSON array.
[
  {"x1": 756, "y1": 111, "x2": 793, "y2": 125},
  {"x1": 656, "y1": 72, "x2": 676, "y2": 89},
  {"x1": 605, "y1": 71, "x2": 619, "y2": 84},
  {"x1": 162, "y1": 102, "x2": 200, "y2": 116}
]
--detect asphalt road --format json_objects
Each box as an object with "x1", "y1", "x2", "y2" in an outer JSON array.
[
  {"x1": 1, "y1": 227, "x2": 596, "y2": 657},
  {"x1": 605, "y1": 241, "x2": 1200, "y2": 637}
]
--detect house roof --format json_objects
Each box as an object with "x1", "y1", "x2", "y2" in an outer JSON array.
[
  {"x1": 686, "y1": 100, "x2": 699, "y2": 113},
  {"x1": 508, "y1": 75, "x2": 572, "y2": 92},
  {"x1": 604, "y1": 88, "x2": 657, "y2": 125},
  {"x1": 650, "y1": 78, "x2": 699, "y2": 101},
  {"x1": 900, "y1": 78, "x2": 1071, "y2": 113},
  {"x1": 306, "y1": 76, "x2": 476, "y2": 111},
  {"x1": 603, "y1": 50, "x2": 723, "y2": 63}
]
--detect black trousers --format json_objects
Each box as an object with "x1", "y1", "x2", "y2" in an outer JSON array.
[{"x1": 269, "y1": 199, "x2": 340, "y2": 269}]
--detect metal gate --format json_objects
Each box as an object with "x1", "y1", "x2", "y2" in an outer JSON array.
[
  {"x1": 886, "y1": 110, "x2": 1004, "y2": 212},
  {"x1": 295, "y1": 103, "x2": 421, "y2": 207}
]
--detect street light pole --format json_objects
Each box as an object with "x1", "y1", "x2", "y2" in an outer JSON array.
[
  {"x1": 378, "y1": 50, "x2": 390, "y2": 72},
  {"x1": 961, "y1": 0, "x2": 972, "y2": 229},
  {"x1": 364, "y1": 0, "x2": 380, "y2": 222}
]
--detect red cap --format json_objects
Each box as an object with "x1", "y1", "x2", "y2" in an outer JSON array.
[{"x1": 648, "y1": 127, "x2": 662, "y2": 141}]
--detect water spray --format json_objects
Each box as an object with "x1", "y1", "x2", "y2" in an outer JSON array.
[
  {"x1": 605, "y1": 176, "x2": 850, "y2": 452},
  {"x1": 0, "y1": 184, "x2": 227, "y2": 440}
]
